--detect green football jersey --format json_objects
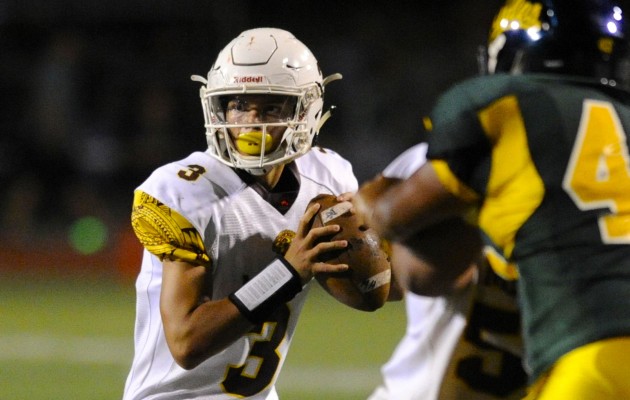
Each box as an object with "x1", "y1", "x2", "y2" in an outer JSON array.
[{"x1": 427, "y1": 73, "x2": 630, "y2": 381}]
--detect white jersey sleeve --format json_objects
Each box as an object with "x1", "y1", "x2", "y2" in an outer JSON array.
[
  {"x1": 368, "y1": 290, "x2": 471, "y2": 400},
  {"x1": 368, "y1": 142, "x2": 468, "y2": 400},
  {"x1": 382, "y1": 142, "x2": 428, "y2": 180}
]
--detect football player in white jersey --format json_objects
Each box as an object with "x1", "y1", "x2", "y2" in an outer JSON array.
[
  {"x1": 362, "y1": 143, "x2": 526, "y2": 400},
  {"x1": 122, "y1": 28, "x2": 361, "y2": 400},
  {"x1": 364, "y1": 143, "x2": 473, "y2": 400}
]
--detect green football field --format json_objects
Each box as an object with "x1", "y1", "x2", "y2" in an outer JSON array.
[{"x1": 0, "y1": 273, "x2": 407, "y2": 400}]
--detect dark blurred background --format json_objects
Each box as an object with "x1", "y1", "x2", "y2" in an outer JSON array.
[{"x1": 0, "y1": 0, "x2": 502, "y2": 278}]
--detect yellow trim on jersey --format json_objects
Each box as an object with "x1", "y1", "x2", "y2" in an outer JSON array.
[
  {"x1": 431, "y1": 160, "x2": 480, "y2": 203},
  {"x1": 477, "y1": 95, "x2": 544, "y2": 259},
  {"x1": 484, "y1": 245, "x2": 519, "y2": 281},
  {"x1": 524, "y1": 337, "x2": 630, "y2": 399},
  {"x1": 272, "y1": 229, "x2": 295, "y2": 256},
  {"x1": 131, "y1": 190, "x2": 211, "y2": 266},
  {"x1": 430, "y1": 160, "x2": 480, "y2": 225},
  {"x1": 422, "y1": 116, "x2": 433, "y2": 132}
]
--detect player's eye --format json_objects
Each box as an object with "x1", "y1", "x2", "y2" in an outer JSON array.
[
  {"x1": 218, "y1": 95, "x2": 297, "y2": 121},
  {"x1": 263, "y1": 104, "x2": 285, "y2": 118},
  {"x1": 227, "y1": 99, "x2": 246, "y2": 112}
]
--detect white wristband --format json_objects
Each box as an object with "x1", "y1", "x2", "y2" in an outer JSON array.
[
  {"x1": 229, "y1": 258, "x2": 302, "y2": 323},
  {"x1": 234, "y1": 259, "x2": 294, "y2": 310}
]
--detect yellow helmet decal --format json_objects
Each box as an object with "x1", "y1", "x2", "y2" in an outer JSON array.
[{"x1": 490, "y1": 0, "x2": 544, "y2": 42}]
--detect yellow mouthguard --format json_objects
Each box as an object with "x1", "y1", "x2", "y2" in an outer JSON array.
[{"x1": 235, "y1": 131, "x2": 273, "y2": 155}]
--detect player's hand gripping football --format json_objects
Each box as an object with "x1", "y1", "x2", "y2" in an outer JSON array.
[{"x1": 283, "y1": 202, "x2": 349, "y2": 285}]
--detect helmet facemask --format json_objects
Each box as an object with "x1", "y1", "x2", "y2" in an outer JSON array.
[{"x1": 201, "y1": 86, "x2": 322, "y2": 175}]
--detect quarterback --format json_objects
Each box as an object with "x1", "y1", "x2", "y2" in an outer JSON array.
[{"x1": 122, "y1": 28, "x2": 359, "y2": 399}]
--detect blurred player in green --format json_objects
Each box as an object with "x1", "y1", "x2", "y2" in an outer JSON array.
[{"x1": 355, "y1": 0, "x2": 630, "y2": 398}]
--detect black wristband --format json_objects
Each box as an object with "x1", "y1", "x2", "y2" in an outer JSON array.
[{"x1": 228, "y1": 257, "x2": 303, "y2": 324}]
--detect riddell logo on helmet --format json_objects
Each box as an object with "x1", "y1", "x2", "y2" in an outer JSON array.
[{"x1": 233, "y1": 76, "x2": 264, "y2": 84}]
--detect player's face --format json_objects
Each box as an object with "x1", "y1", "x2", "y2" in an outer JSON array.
[{"x1": 222, "y1": 94, "x2": 297, "y2": 155}]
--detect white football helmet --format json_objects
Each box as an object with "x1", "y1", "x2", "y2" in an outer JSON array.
[{"x1": 192, "y1": 27, "x2": 342, "y2": 175}]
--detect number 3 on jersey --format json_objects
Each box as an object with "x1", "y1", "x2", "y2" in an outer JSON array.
[
  {"x1": 221, "y1": 306, "x2": 289, "y2": 397},
  {"x1": 563, "y1": 100, "x2": 630, "y2": 244}
]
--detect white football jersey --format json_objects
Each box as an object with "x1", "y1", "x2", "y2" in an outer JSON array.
[
  {"x1": 123, "y1": 148, "x2": 357, "y2": 400},
  {"x1": 368, "y1": 291, "x2": 471, "y2": 400},
  {"x1": 370, "y1": 142, "x2": 471, "y2": 400},
  {"x1": 370, "y1": 142, "x2": 525, "y2": 400}
]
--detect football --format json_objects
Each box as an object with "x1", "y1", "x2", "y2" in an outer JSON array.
[{"x1": 308, "y1": 194, "x2": 391, "y2": 311}]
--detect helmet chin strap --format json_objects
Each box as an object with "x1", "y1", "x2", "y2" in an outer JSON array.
[
  {"x1": 316, "y1": 105, "x2": 335, "y2": 132},
  {"x1": 244, "y1": 166, "x2": 270, "y2": 176},
  {"x1": 190, "y1": 74, "x2": 207, "y2": 84},
  {"x1": 313, "y1": 73, "x2": 343, "y2": 133}
]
